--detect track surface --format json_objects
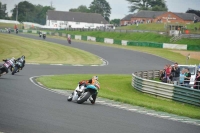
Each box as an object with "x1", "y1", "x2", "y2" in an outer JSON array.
[{"x1": 0, "y1": 33, "x2": 199, "y2": 133}]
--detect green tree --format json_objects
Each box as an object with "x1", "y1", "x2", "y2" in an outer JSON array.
[
  {"x1": 11, "y1": 1, "x2": 55, "y2": 24},
  {"x1": 69, "y1": 5, "x2": 90, "y2": 13},
  {"x1": 150, "y1": 0, "x2": 168, "y2": 11},
  {"x1": 127, "y1": 0, "x2": 168, "y2": 12},
  {"x1": 89, "y1": 0, "x2": 111, "y2": 21},
  {"x1": 110, "y1": 19, "x2": 120, "y2": 26},
  {"x1": 36, "y1": 5, "x2": 55, "y2": 24},
  {"x1": 11, "y1": 1, "x2": 35, "y2": 22},
  {"x1": 0, "y1": 2, "x2": 8, "y2": 19}
]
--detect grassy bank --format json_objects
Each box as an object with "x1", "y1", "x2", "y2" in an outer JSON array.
[
  {"x1": 37, "y1": 74, "x2": 200, "y2": 119},
  {"x1": 54, "y1": 30, "x2": 200, "y2": 45},
  {"x1": 0, "y1": 33, "x2": 102, "y2": 65}
]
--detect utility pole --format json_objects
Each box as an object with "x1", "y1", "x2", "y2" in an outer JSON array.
[
  {"x1": 50, "y1": 1, "x2": 53, "y2": 8},
  {"x1": 16, "y1": 4, "x2": 18, "y2": 21}
]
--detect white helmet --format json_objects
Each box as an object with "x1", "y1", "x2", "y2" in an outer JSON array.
[{"x1": 93, "y1": 76, "x2": 98, "y2": 80}]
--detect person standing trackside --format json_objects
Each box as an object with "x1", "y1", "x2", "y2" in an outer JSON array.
[
  {"x1": 171, "y1": 63, "x2": 180, "y2": 85},
  {"x1": 194, "y1": 71, "x2": 200, "y2": 90},
  {"x1": 184, "y1": 68, "x2": 191, "y2": 87}
]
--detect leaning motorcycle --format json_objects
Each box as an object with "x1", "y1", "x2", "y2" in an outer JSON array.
[
  {"x1": 77, "y1": 84, "x2": 99, "y2": 104},
  {"x1": 12, "y1": 61, "x2": 22, "y2": 75},
  {"x1": 68, "y1": 84, "x2": 86, "y2": 102}
]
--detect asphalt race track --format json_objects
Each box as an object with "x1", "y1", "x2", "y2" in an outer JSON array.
[{"x1": 0, "y1": 33, "x2": 199, "y2": 133}]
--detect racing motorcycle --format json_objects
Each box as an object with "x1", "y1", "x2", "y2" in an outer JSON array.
[
  {"x1": 43, "y1": 34, "x2": 46, "y2": 39},
  {"x1": 16, "y1": 29, "x2": 18, "y2": 34},
  {"x1": 76, "y1": 84, "x2": 99, "y2": 104},
  {"x1": 0, "y1": 66, "x2": 7, "y2": 77},
  {"x1": 0, "y1": 61, "x2": 13, "y2": 77},
  {"x1": 39, "y1": 32, "x2": 42, "y2": 37},
  {"x1": 67, "y1": 38, "x2": 71, "y2": 44},
  {"x1": 68, "y1": 84, "x2": 86, "y2": 102},
  {"x1": 12, "y1": 60, "x2": 22, "y2": 75}
]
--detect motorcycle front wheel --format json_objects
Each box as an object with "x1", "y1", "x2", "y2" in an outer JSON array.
[
  {"x1": 77, "y1": 92, "x2": 91, "y2": 104},
  {"x1": 12, "y1": 66, "x2": 18, "y2": 75}
]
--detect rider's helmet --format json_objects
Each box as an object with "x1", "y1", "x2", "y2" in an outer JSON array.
[
  {"x1": 21, "y1": 55, "x2": 25, "y2": 59},
  {"x1": 11, "y1": 57, "x2": 15, "y2": 62},
  {"x1": 93, "y1": 76, "x2": 98, "y2": 81}
]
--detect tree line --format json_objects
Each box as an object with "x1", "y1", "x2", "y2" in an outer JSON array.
[
  {"x1": 0, "y1": 1, "x2": 54, "y2": 25},
  {"x1": 0, "y1": 0, "x2": 199, "y2": 26}
]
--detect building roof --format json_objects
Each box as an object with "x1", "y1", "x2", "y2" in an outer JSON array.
[
  {"x1": 47, "y1": 10, "x2": 108, "y2": 24},
  {"x1": 174, "y1": 12, "x2": 200, "y2": 21},
  {"x1": 133, "y1": 10, "x2": 167, "y2": 18},
  {"x1": 121, "y1": 14, "x2": 135, "y2": 21}
]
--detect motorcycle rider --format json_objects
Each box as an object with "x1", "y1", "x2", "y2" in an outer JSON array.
[
  {"x1": 69, "y1": 76, "x2": 100, "y2": 104},
  {"x1": 16, "y1": 28, "x2": 18, "y2": 34},
  {"x1": 0, "y1": 57, "x2": 16, "y2": 76},
  {"x1": 67, "y1": 34, "x2": 71, "y2": 44},
  {"x1": 16, "y1": 55, "x2": 25, "y2": 72}
]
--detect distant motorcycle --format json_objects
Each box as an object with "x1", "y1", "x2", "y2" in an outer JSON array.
[
  {"x1": 67, "y1": 38, "x2": 71, "y2": 44},
  {"x1": 39, "y1": 32, "x2": 42, "y2": 37},
  {"x1": 43, "y1": 34, "x2": 46, "y2": 39}
]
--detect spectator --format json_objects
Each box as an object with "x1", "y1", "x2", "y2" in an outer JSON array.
[
  {"x1": 184, "y1": 68, "x2": 191, "y2": 87},
  {"x1": 194, "y1": 71, "x2": 200, "y2": 90},
  {"x1": 166, "y1": 64, "x2": 171, "y2": 83},
  {"x1": 179, "y1": 69, "x2": 185, "y2": 86},
  {"x1": 160, "y1": 65, "x2": 167, "y2": 83},
  {"x1": 171, "y1": 63, "x2": 180, "y2": 85}
]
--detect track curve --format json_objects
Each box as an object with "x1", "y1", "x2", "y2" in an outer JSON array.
[{"x1": 0, "y1": 33, "x2": 199, "y2": 133}]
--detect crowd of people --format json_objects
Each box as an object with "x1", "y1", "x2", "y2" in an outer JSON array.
[{"x1": 159, "y1": 63, "x2": 200, "y2": 90}]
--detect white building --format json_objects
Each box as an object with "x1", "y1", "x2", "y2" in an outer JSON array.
[{"x1": 46, "y1": 10, "x2": 108, "y2": 29}]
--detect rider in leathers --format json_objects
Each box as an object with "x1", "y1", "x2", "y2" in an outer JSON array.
[
  {"x1": 17, "y1": 55, "x2": 25, "y2": 69},
  {"x1": 0, "y1": 57, "x2": 16, "y2": 76}
]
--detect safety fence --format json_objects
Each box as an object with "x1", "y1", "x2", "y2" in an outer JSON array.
[
  {"x1": 132, "y1": 70, "x2": 200, "y2": 106},
  {"x1": 1, "y1": 29, "x2": 200, "y2": 51}
]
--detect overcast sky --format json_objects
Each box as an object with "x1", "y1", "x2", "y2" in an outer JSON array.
[{"x1": 1, "y1": 0, "x2": 200, "y2": 19}]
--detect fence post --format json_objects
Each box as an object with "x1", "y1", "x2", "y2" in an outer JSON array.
[
  {"x1": 153, "y1": 70, "x2": 155, "y2": 79},
  {"x1": 141, "y1": 71, "x2": 144, "y2": 78}
]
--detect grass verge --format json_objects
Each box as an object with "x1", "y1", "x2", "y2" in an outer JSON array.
[
  {"x1": 51, "y1": 30, "x2": 200, "y2": 46},
  {"x1": 0, "y1": 33, "x2": 102, "y2": 65},
  {"x1": 36, "y1": 74, "x2": 200, "y2": 119}
]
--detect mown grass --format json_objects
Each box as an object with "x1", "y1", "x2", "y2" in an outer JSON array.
[
  {"x1": 37, "y1": 74, "x2": 200, "y2": 119},
  {"x1": 55, "y1": 30, "x2": 200, "y2": 45},
  {"x1": 0, "y1": 33, "x2": 102, "y2": 65}
]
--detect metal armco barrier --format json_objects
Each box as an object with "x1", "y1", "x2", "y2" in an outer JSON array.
[{"x1": 132, "y1": 71, "x2": 200, "y2": 106}]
